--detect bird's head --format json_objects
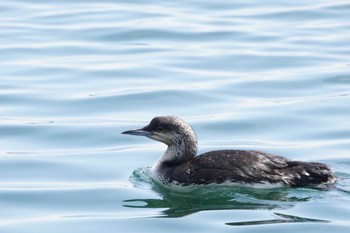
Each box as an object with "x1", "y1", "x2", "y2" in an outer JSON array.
[{"x1": 122, "y1": 116, "x2": 197, "y2": 147}]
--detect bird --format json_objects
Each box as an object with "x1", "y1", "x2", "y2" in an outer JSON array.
[{"x1": 122, "y1": 116, "x2": 336, "y2": 189}]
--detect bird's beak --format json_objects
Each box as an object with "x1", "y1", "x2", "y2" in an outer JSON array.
[{"x1": 121, "y1": 128, "x2": 150, "y2": 136}]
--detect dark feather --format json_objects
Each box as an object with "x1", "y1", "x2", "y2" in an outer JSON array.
[{"x1": 158, "y1": 150, "x2": 336, "y2": 188}]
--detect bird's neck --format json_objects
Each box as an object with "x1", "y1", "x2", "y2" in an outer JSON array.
[{"x1": 151, "y1": 135, "x2": 197, "y2": 171}]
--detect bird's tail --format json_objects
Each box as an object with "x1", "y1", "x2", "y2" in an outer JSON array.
[{"x1": 285, "y1": 161, "x2": 337, "y2": 189}]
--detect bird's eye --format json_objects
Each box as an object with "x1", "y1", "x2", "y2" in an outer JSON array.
[{"x1": 157, "y1": 126, "x2": 164, "y2": 131}]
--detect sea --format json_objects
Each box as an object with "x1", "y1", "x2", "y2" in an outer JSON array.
[{"x1": 0, "y1": 0, "x2": 350, "y2": 232}]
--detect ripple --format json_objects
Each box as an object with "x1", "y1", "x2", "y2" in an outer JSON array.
[
  {"x1": 226, "y1": 212, "x2": 329, "y2": 226},
  {"x1": 1, "y1": 0, "x2": 350, "y2": 232}
]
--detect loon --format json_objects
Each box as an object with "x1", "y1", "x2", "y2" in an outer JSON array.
[{"x1": 122, "y1": 116, "x2": 336, "y2": 189}]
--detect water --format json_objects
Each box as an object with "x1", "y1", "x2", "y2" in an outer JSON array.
[{"x1": 1, "y1": 0, "x2": 350, "y2": 232}]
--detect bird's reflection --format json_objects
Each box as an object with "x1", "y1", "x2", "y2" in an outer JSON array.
[
  {"x1": 124, "y1": 168, "x2": 316, "y2": 219},
  {"x1": 124, "y1": 193, "x2": 294, "y2": 218}
]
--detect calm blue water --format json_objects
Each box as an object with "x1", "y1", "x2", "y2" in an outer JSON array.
[{"x1": 1, "y1": 0, "x2": 350, "y2": 232}]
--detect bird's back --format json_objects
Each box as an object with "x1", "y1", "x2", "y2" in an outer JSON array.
[{"x1": 159, "y1": 150, "x2": 336, "y2": 189}]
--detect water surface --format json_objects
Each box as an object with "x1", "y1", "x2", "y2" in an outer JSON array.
[{"x1": 0, "y1": 0, "x2": 350, "y2": 232}]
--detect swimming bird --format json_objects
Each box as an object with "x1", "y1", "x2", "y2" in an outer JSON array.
[{"x1": 122, "y1": 116, "x2": 336, "y2": 189}]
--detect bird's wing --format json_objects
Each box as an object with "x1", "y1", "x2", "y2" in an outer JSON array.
[{"x1": 171, "y1": 150, "x2": 290, "y2": 185}]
